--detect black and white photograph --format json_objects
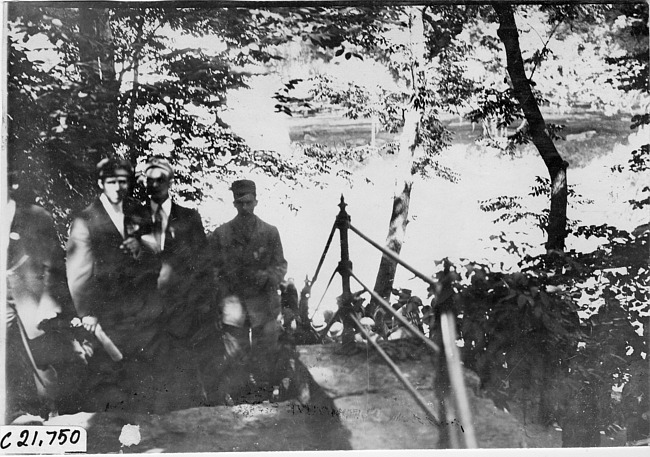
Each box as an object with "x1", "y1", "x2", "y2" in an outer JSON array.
[{"x1": 2, "y1": 1, "x2": 649, "y2": 453}]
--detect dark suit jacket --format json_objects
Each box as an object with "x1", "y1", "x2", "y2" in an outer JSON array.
[
  {"x1": 66, "y1": 196, "x2": 161, "y2": 354},
  {"x1": 145, "y1": 201, "x2": 214, "y2": 339},
  {"x1": 208, "y1": 215, "x2": 287, "y2": 327},
  {"x1": 157, "y1": 203, "x2": 207, "y2": 272}
]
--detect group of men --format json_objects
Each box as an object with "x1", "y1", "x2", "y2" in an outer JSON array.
[{"x1": 7, "y1": 156, "x2": 289, "y2": 420}]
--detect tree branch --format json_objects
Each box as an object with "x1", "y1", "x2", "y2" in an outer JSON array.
[{"x1": 528, "y1": 13, "x2": 564, "y2": 81}]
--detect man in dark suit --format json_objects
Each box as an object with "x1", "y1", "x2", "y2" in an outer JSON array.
[
  {"x1": 142, "y1": 156, "x2": 216, "y2": 409},
  {"x1": 208, "y1": 179, "x2": 288, "y2": 402},
  {"x1": 66, "y1": 158, "x2": 161, "y2": 411}
]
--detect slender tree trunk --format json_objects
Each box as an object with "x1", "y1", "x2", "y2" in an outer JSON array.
[
  {"x1": 368, "y1": 8, "x2": 424, "y2": 324},
  {"x1": 126, "y1": 14, "x2": 146, "y2": 165},
  {"x1": 77, "y1": 7, "x2": 119, "y2": 160},
  {"x1": 494, "y1": 4, "x2": 568, "y2": 251}
]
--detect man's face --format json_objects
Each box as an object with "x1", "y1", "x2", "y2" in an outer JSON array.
[
  {"x1": 98, "y1": 171, "x2": 130, "y2": 204},
  {"x1": 234, "y1": 194, "x2": 257, "y2": 217},
  {"x1": 146, "y1": 168, "x2": 171, "y2": 203}
]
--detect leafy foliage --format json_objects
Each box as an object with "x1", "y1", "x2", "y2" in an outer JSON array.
[
  {"x1": 611, "y1": 113, "x2": 650, "y2": 210},
  {"x1": 296, "y1": 6, "x2": 475, "y2": 186},
  {"x1": 7, "y1": 6, "x2": 271, "y2": 233},
  {"x1": 441, "y1": 258, "x2": 583, "y2": 421},
  {"x1": 8, "y1": 8, "x2": 114, "y2": 232},
  {"x1": 479, "y1": 176, "x2": 593, "y2": 233},
  {"x1": 423, "y1": 222, "x2": 648, "y2": 436},
  {"x1": 601, "y1": 3, "x2": 649, "y2": 93},
  {"x1": 465, "y1": 88, "x2": 523, "y2": 137}
]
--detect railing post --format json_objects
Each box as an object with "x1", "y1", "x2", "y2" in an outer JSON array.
[
  {"x1": 335, "y1": 195, "x2": 355, "y2": 346},
  {"x1": 432, "y1": 259, "x2": 477, "y2": 448},
  {"x1": 299, "y1": 276, "x2": 311, "y2": 331}
]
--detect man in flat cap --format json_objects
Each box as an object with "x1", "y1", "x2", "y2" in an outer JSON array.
[
  {"x1": 209, "y1": 179, "x2": 288, "y2": 403},
  {"x1": 142, "y1": 155, "x2": 216, "y2": 409},
  {"x1": 66, "y1": 157, "x2": 162, "y2": 411}
]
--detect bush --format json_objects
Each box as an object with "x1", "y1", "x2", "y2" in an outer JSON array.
[{"x1": 425, "y1": 225, "x2": 648, "y2": 446}]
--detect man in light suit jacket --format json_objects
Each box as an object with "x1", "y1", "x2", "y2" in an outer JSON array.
[
  {"x1": 66, "y1": 158, "x2": 161, "y2": 411},
  {"x1": 208, "y1": 179, "x2": 288, "y2": 402},
  {"x1": 142, "y1": 156, "x2": 216, "y2": 409}
]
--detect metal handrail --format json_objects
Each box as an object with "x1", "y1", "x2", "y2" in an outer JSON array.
[
  {"x1": 347, "y1": 269, "x2": 439, "y2": 354},
  {"x1": 346, "y1": 219, "x2": 477, "y2": 449},
  {"x1": 310, "y1": 221, "x2": 337, "y2": 287},
  {"x1": 349, "y1": 223, "x2": 437, "y2": 288},
  {"x1": 349, "y1": 313, "x2": 441, "y2": 427},
  {"x1": 440, "y1": 311, "x2": 477, "y2": 448},
  {"x1": 319, "y1": 197, "x2": 477, "y2": 449}
]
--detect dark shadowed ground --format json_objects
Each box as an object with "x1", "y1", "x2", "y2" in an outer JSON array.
[
  {"x1": 41, "y1": 342, "x2": 555, "y2": 452},
  {"x1": 46, "y1": 352, "x2": 352, "y2": 453}
]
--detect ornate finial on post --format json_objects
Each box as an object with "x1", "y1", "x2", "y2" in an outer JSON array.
[
  {"x1": 336, "y1": 195, "x2": 354, "y2": 347},
  {"x1": 336, "y1": 195, "x2": 350, "y2": 231},
  {"x1": 338, "y1": 194, "x2": 347, "y2": 212}
]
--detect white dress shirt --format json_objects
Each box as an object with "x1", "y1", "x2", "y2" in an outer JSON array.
[{"x1": 99, "y1": 193, "x2": 125, "y2": 239}]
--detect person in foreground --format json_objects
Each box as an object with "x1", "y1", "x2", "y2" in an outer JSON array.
[
  {"x1": 208, "y1": 179, "x2": 288, "y2": 403},
  {"x1": 141, "y1": 156, "x2": 217, "y2": 409},
  {"x1": 65, "y1": 158, "x2": 161, "y2": 411}
]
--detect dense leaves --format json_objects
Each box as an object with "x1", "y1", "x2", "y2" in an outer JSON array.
[
  {"x1": 8, "y1": 6, "x2": 256, "y2": 233},
  {"x1": 479, "y1": 176, "x2": 593, "y2": 234},
  {"x1": 9, "y1": 3, "x2": 646, "y2": 235},
  {"x1": 423, "y1": 222, "x2": 648, "y2": 441},
  {"x1": 602, "y1": 3, "x2": 649, "y2": 93}
]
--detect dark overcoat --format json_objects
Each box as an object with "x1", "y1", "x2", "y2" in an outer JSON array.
[{"x1": 208, "y1": 215, "x2": 287, "y2": 327}]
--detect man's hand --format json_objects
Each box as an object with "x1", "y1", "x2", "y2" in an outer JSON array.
[
  {"x1": 81, "y1": 315, "x2": 99, "y2": 334},
  {"x1": 121, "y1": 236, "x2": 142, "y2": 258}
]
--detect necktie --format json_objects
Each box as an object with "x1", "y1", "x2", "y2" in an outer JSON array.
[{"x1": 154, "y1": 206, "x2": 163, "y2": 251}]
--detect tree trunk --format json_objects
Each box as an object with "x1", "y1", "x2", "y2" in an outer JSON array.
[
  {"x1": 494, "y1": 4, "x2": 568, "y2": 251},
  {"x1": 77, "y1": 7, "x2": 120, "y2": 160},
  {"x1": 368, "y1": 8, "x2": 424, "y2": 325},
  {"x1": 371, "y1": 180, "x2": 413, "y2": 303},
  {"x1": 125, "y1": 14, "x2": 146, "y2": 165}
]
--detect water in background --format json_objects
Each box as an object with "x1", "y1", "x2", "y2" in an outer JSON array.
[{"x1": 202, "y1": 80, "x2": 649, "y2": 324}]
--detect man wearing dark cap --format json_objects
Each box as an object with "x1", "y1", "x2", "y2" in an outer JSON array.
[
  {"x1": 66, "y1": 157, "x2": 162, "y2": 411},
  {"x1": 209, "y1": 179, "x2": 288, "y2": 402},
  {"x1": 141, "y1": 156, "x2": 216, "y2": 409}
]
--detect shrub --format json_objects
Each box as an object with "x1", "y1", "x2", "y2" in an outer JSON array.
[{"x1": 425, "y1": 225, "x2": 648, "y2": 445}]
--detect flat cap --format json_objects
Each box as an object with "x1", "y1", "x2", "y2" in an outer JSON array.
[
  {"x1": 97, "y1": 158, "x2": 133, "y2": 179},
  {"x1": 231, "y1": 179, "x2": 256, "y2": 199},
  {"x1": 145, "y1": 156, "x2": 174, "y2": 179}
]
